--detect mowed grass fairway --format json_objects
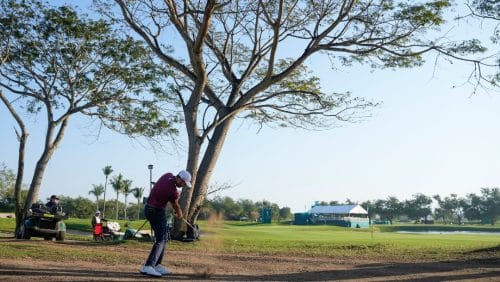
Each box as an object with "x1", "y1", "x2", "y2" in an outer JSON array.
[
  {"x1": 199, "y1": 222, "x2": 500, "y2": 260},
  {"x1": 0, "y1": 218, "x2": 498, "y2": 262}
]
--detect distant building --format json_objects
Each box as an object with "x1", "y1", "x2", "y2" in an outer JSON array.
[
  {"x1": 293, "y1": 204, "x2": 370, "y2": 228},
  {"x1": 261, "y1": 208, "x2": 272, "y2": 224}
]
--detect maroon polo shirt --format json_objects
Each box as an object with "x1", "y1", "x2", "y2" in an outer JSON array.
[{"x1": 147, "y1": 172, "x2": 179, "y2": 209}]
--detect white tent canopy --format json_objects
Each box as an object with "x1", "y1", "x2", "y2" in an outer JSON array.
[{"x1": 309, "y1": 204, "x2": 368, "y2": 215}]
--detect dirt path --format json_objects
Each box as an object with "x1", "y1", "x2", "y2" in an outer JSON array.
[{"x1": 0, "y1": 240, "x2": 498, "y2": 281}]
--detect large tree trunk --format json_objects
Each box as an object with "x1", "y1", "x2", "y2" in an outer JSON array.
[
  {"x1": 14, "y1": 130, "x2": 27, "y2": 237},
  {"x1": 177, "y1": 111, "x2": 202, "y2": 221},
  {"x1": 173, "y1": 120, "x2": 202, "y2": 238},
  {"x1": 188, "y1": 116, "x2": 234, "y2": 219},
  {"x1": 21, "y1": 119, "x2": 68, "y2": 235},
  {"x1": 22, "y1": 148, "x2": 56, "y2": 216},
  {"x1": 172, "y1": 114, "x2": 234, "y2": 239},
  {"x1": 0, "y1": 92, "x2": 29, "y2": 237},
  {"x1": 22, "y1": 140, "x2": 59, "y2": 208}
]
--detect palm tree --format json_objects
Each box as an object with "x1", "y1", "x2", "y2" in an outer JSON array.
[
  {"x1": 110, "y1": 173, "x2": 124, "y2": 220},
  {"x1": 102, "y1": 165, "x2": 113, "y2": 218},
  {"x1": 88, "y1": 184, "x2": 104, "y2": 211},
  {"x1": 122, "y1": 179, "x2": 133, "y2": 221},
  {"x1": 132, "y1": 187, "x2": 145, "y2": 220}
]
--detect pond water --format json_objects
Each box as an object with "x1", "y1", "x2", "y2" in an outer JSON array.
[{"x1": 395, "y1": 231, "x2": 500, "y2": 235}]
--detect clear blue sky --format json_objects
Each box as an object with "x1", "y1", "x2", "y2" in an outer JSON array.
[{"x1": 1, "y1": 1, "x2": 499, "y2": 213}]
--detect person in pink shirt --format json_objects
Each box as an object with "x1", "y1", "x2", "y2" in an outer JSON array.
[{"x1": 139, "y1": 170, "x2": 192, "y2": 277}]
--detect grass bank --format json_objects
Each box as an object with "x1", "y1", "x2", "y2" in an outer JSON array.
[
  {"x1": 196, "y1": 222, "x2": 499, "y2": 261},
  {"x1": 1, "y1": 219, "x2": 498, "y2": 263}
]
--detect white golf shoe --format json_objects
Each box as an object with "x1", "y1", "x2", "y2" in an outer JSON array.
[
  {"x1": 140, "y1": 265, "x2": 162, "y2": 277},
  {"x1": 155, "y1": 264, "x2": 172, "y2": 275}
]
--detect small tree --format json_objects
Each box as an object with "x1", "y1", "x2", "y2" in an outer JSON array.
[
  {"x1": 462, "y1": 193, "x2": 483, "y2": 222},
  {"x1": 122, "y1": 179, "x2": 133, "y2": 220},
  {"x1": 60, "y1": 196, "x2": 95, "y2": 219},
  {"x1": 102, "y1": 166, "x2": 113, "y2": 219},
  {"x1": 0, "y1": 163, "x2": 17, "y2": 211},
  {"x1": 279, "y1": 207, "x2": 292, "y2": 222},
  {"x1": 111, "y1": 174, "x2": 125, "y2": 220},
  {"x1": 433, "y1": 194, "x2": 463, "y2": 224},
  {"x1": 132, "y1": 187, "x2": 145, "y2": 220},
  {"x1": 479, "y1": 188, "x2": 500, "y2": 225},
  {"x1": 88, "y1": 184, "x2": 104, "y2": 212},
  {"x1": 403, "y1": 194, "x2": 433, "y2": 223}
]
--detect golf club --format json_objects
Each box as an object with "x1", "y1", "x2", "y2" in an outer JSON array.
[
  {"x1": 132, "y1": 219, "x2": 149, "y2": 238},
  {"x1": 182, "y1": 218, "x2": 195, "y2": 229}
]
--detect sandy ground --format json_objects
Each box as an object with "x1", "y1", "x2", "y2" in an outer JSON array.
[{"x1": 0, "y1": 238, "x2": 498, "y2": 281}]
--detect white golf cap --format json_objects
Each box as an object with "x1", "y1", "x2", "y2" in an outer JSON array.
[{"x1": 178, "y1": 170, "x2": 192, "y2": 188}]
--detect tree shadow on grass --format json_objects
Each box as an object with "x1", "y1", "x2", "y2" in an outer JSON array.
[
  {"x1": 0, "y1": 237, "x2": 147, "y2": 250},
  {"x1": 224, "y1": 222, "x2": 264, "y2": 227},
  {"x1": 0, "y1": 258, "x2": 498, "y2": 281},
  {"x1": 467, "y1": 244, "x2": 500, "y2": 254},
  {"x1": 0, "y1": 266, "x2": 180, "y2": 281},
  {"x1": 216, "y1": 258, "x2": 500, "y2": 281}
]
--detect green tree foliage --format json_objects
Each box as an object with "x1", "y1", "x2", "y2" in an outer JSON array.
[
  {"x1": 199, "y1": 196, "x2": 291, "y2": 222},
  {"x1": 212, "y1": 197, "x2": 242, "y2": 220},
  {"x1": 403, "y1": 194, "x2": 433, "y2": 222},
  {"x1": 461, "y1": 188, "x2": 500, "y2": 225},
  {"x1": 102, "y1": 166, "x2": 113, "y2": 219},
  {"x1": 360, "y1": 200, "x2": 376, "y2": 219},
  {"x1": 110, "y1": 174, "x2": 125, "y2": 220},
  {"x1": 132, "y1": 187, "x2": 145, "y2": 220},
  {"x1": 0, "y1": 163, "x2": 27, "y2": 211},
  {"x1": 0, "y1": 163, "x2": 15, "y2": 201},
  {"x1": 468, "y1": 0, "x2": 500, "y2": 87},
  {"x1": 197, "y1": 191, "x2": 498, "y2": 224},
  {"x1": 462, "y1": 192, "x2": 485, "y2": 222},
  {"x1": 472, "y1": 0, "x2": 500, "y2": 18},
  {"x1": 101, "y1": 200, "x2": 125, "y2": 220},
  {"x1": 279, "y1": 207, "x2": 292, "y2": 222},
  {"x1": 239, "y1": 199, "x2": 259, "y2": 221},
  {"x1": 121, "y1": 179, "x2": 133, "y2": 220},
  {"x1": 88, "y1": 184, "x2": 104, "y2": 211},
  {"x1": 382, "y1": 197, "x2": 403, "y2": 223},
  {"x1": 433, "y1": 194, "x2": 464, "y2": 224},
  {"x1": 0, "y1": 0, "x2": 178, "y2": 235},
  {"x1": 478, "y1": 187, "x2": 500, "y2": 225},
  {"x1": 59, "y1": 196, "x2": 95, "y2": 219}
]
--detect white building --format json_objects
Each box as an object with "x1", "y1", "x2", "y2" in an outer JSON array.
[
  {"x1": 309, "y1": 204, "x2": 368, "y2": 216},
  {"x1": 308, "y1": 204, "x2": 369, "y2": 228}
]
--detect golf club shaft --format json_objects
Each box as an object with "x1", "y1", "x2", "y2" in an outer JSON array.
[
  {"x1": 182, "y1": 218, "x2": 195, "y2": 229},
  {"x1": 133, "y1": 219, "x2": 149, "y2": 237}
]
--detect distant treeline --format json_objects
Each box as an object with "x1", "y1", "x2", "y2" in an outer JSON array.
[
  {"x1": 1, "y1": 162, "x2": 498, "y2": 224},
  {"x1": 0, "y1": 192, "x2": 293, "y2": 222},
  {"x1": 354, "y1": 188, "x2": 499, "y2": 225}
]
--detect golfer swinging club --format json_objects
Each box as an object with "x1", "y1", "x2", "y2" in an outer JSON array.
[{"x1": 140, "y1": 170, "x2": 192, "y2": 277}]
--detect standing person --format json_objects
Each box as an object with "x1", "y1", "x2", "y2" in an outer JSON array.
[
  {"x1": 140, "y1": 170, "x2": 192, "y2": 277},
  {"x1": 91, "y1": 211, "x2": 104, "y2": 227}
]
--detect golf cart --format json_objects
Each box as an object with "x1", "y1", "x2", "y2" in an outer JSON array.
[{"x1": 18, "y1": 203, "x2": 68, "y2": 241}]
